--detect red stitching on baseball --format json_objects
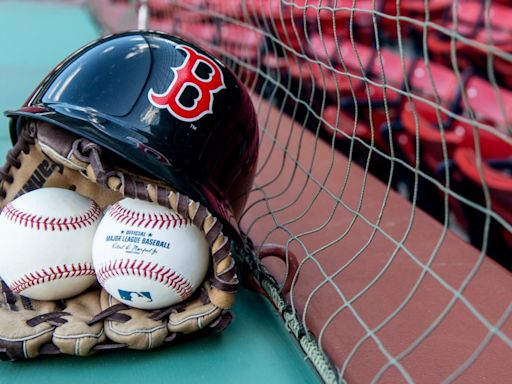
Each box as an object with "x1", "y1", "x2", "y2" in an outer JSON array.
[
  {"x1": 108, "y1": 203, "x2": 191, "y2": 229},
  {"x1": 3, "y1": 201, "x2": 101, "y2": 231},
  {"x1": 95, "y1": 259, "x2": 194, "y2": 300},
  {"x1": 9, "y1": 263, "x2": 95, "y2": 293}
]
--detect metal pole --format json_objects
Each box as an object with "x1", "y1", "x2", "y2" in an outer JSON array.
[{"x1": 137, "y1": 0, "x2": 149, "y2": 30}]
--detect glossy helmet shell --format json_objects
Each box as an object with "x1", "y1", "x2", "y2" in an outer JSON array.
[{"x1": 5, "y1": 31, "x2": 259, "y2": 239}]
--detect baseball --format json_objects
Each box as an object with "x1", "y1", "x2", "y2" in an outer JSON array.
[
  {"x1": 92, "y1": 198, "x2": 209, "y2": 310},
  {"x1": 0, "y1": 188, "x2": 101, "y2": 300}
]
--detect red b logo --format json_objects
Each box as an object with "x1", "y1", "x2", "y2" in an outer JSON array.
[{"x1": 148, "y1": 44, "x2": 226, "y2": 122}]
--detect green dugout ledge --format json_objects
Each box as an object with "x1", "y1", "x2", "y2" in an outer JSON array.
[{"x1": 0, "y1": 2, "x2": 320, "y2": 383}]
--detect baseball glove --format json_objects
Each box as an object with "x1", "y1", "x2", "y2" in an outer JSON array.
[{"x1": 0, "y1": 119, "x2": 238, "y2": 360}]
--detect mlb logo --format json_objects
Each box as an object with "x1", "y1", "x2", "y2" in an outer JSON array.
[{"x1": 118, "y1": 289, "x2": 153, "y2": 304}]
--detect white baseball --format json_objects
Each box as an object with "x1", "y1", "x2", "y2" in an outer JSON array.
[
  {"x1": 92, "y1": 198, "x2": 209, "y2": 310},
  {"x1": 0, "y1": 188, "x2": 101, "y2": 300}
]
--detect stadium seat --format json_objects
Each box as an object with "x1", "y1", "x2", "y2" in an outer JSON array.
[
  {"x1": 397, "y1": 103, "x2": 466, "y2": 171},
  {"x1": 390, "y1": 69, "x2": 512, "y2": 178},
  {"x1": 462, "y1": 76, "x2": 512, "y2": 131},
  {"x1": 427, "y1": 0, "x2": 512, "y2": 83},
  {"x1": 314, "y1": 0, "x2": 385, "y2": 45},
  {"x1": 307, "y1": 36, "x2": 410, "y2": 115},
  {"x1": 450, "y1": 130, "x2": 512, "y2": 268}
]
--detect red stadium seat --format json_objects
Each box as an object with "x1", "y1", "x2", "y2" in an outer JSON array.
[
  {"x1": 381, "y1": 0, "x2": 452, "y2": 38},
  {"x1": 451, "y1": 131, "x2": 512, "y2": 261},
  {"x1": 408, "y1": 60, "x2": 461, "y2": 112},
  {"x1": 208, "y1": 0, "x2": 307, "y2": 50},
  {"x1": 217, "y1": 24, "x2": 263, "y2": 59},
  {"x1": 462, "y1": 76, "x2": 512, "y2": 132},
  {"x1": 307, "y1": 36, "x2": 372, "y2": 98},
  {"x1": 394, "y1": 70, "x2": 512, "y2": 177},
  {"x1": 398, "y1": 103, "x2": 466, "y2": 171},
  {"x1": 392, "y1": 59, "x2": 464, "y2": 171},
  {"x1": 427, "y1": 0, "x2": 512, "y2": 82},
  {"x1": 456, "y1": 137, "x2": 512, "y2": 192},
  {"x1": 314, "y1": 0, "x2": 385, "y2": 45},
  {"x1": 307, "y1": 35, "x2": 412, "y2": 111},
  {"x1": 310, "y1": 0, "x2": 451, "y2": 43},
  {"x1": 389, "y1": 0, "x2": 451, "y2": 14}
]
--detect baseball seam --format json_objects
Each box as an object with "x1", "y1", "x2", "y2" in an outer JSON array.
[
  {"x1": 95, "y1": 259, "x2": 194, "y2": 300},
  {"x1": 3, "y1": 201, "x2": 101, "y2": 231},
  {"x1": 108, "y1": 203, "x2": 191, "y2": 229},
  {"x1": 9, "y1": 263, "x2": 96, "y2": 293}
]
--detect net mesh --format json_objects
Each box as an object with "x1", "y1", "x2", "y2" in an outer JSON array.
[{"x1": 98, "y1": 0, "x2": 512, "y2": 382}]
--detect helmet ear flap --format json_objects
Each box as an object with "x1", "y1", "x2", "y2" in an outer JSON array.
[
  {"x1": 9, "y1": 116, "x2": 35, "y2": 146},
  {"x1": 9, "y1": 116, "x2": 23, "y2": 145}
]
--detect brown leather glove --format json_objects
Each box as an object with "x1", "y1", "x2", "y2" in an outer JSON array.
[{"x1": 0, "y1": 120, "x2": 237, "y2": 360}]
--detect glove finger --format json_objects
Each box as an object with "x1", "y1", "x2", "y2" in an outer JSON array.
[
  {"x1": 52, "y1": 288, "x2": 106, "y2": 356},
  {"x1": 0, "y1": 280, "x2": 59, "y2": 360},
  {"x1": 100, "y1": 289, "x2": 168, "y2": 350},
  {"x1": 167, "y1": 302, "x2": 222, "y2": 334},
  {"x1": 165, "y1": 285, "x2": 223, "y2": 334}
]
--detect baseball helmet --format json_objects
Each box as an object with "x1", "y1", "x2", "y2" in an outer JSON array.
[{"x1": 5, "y1": 31, "x2": 259, "y2": 239}]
